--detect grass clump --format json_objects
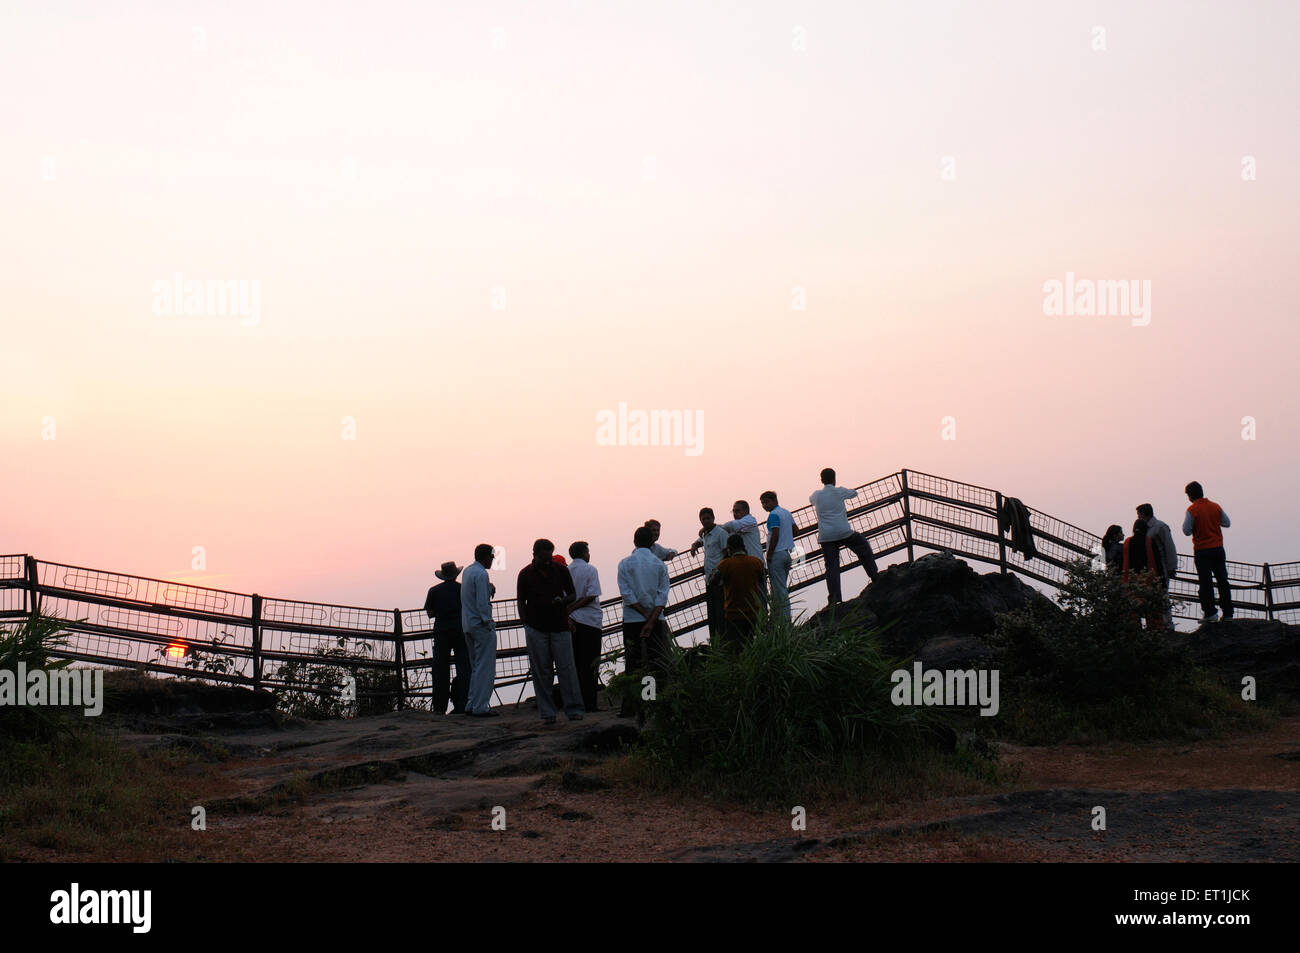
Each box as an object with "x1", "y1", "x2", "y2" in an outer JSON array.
[
  {"x1": 623, "y1": 612, "x2": 1000, "y2": 805},
  {"x1": 0, "y1": 612, "x2": 80, "y2": 741}
]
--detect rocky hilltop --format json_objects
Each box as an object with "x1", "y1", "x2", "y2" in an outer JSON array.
[{"x1": 809, "y1": 551, "x2": 1300, "y2": 701}]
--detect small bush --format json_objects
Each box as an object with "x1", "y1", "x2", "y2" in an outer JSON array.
[
  {"x1": 989, "y1": 560, "x2": 1266, "y2": 742},
  {"x1": 992, "y1": 560, "x2": 1178, "y2": 704},
  {"x1": 271, "y1": 638, "x2": 401, "y2": 719}
]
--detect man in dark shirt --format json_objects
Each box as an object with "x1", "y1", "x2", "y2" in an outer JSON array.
[
  {"x1": 516, "y1": 539, "x2": 584, "y2": 723},
  {"x1": 709, "y1": 534, "x2": 768, "y2": 651},
  {"x1": 424, "y1": 561, "x2": 470, "y2": 714}
]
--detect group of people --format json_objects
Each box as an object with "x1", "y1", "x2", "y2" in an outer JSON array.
[
  {"x1": 1100, "y1": 482, "x2": 1234, "y2": 627},
  {"x1": 422, "y1": 540, "x2": 604, "y2": 719},
  {"x1": 422, "y1": 468, "x2": 881, "y2": 719},
  {"x1": 424, "y1": 473, "x2": 1236, "y2": 718}
]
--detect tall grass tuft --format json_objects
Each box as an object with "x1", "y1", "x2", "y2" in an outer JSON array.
[
  {"x1": 0, "y1": 612, "x2": 77, "y2": 741},
  {"x1": 628, "y1": 610, "x2": 997, "y2": 804}
]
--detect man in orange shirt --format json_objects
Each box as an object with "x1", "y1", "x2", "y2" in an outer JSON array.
[
  {"x1": 709, "y1": 534, "x2": 767, "y2": 651},
  {"x1": 1182, "y1": 481, "x2": 1233, "y2": 622}
]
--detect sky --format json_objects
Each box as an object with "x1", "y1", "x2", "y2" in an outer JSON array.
[{"x1": 3, "y1": 0, "x2": 1298, "y2": 616}]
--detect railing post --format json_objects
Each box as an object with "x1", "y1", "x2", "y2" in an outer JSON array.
[
  {"x1": 994, "y1": 492, "x2": 1009, "y2": 574},
  {"x1": 393, "y1": 609, "x2": 407, "y2": 710},
  {"x1": 24, "y1": 555, "x2": 41, "y2": 618},
  {"x1": 900, "y1": 470, "x2": 915, "y2": 563},
  {"x1": 250, "y1": 593, "x2": 263, "y2": 691},
  {"x1": 1262, "y1": 563, "x2": 1274, "y2": 621}
]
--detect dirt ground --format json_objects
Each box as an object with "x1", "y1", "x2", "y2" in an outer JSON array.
[{"x1": 15, "y1": 707, "x2": 1300, "y2": 862}]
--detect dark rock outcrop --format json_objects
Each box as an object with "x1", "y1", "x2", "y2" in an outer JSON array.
[
  {"x1": 1173, "y1": 619, "x2": 1300, "y2": 703},
  {"x1": 808, "y1": 552, "x2": 1055, "y2": 666}
]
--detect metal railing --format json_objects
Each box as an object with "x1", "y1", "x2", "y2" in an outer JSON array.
[{"x1": 3, "y1": 469, "x2": 1295, "y2": 709}]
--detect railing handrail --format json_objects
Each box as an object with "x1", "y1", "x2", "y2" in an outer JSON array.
[{"x1": 2, "y1": 468, "x2": 1288, "y2": 706}]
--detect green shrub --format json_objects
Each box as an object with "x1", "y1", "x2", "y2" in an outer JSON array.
[
  {"x1": 629, "y1": 611, "x2": 995, "y2": 803},
  {"x1": 989, "y1": 560, "x2": 1266, "y2": 742}
]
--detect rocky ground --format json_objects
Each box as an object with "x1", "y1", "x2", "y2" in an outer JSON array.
[{"x1": 71, "y1": 698, "x2": 1300, "y2": 863}]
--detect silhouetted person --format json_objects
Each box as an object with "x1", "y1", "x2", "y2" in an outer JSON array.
[
  {"x1": 760, "y1": 490, "x2": 797, "y2": 623},
  {"x1": 1137, "y1": 503, "x2": 1177, "y2": 627},
  {"x1": 1183, "y1": 481, "x2": 1233, "y2": 622},
  {"x1": 517, "y1": 539, "x2": 584, "y2": 723},
  {"x1": 710, "y1": 533, "x2": 767, "y2": 650},
  {"x1": 721, "y1": 500, "x2": 766, "y2": 564},
  {"x1": 810, "y1": 468, "x2": 878, "y2": 605},
  {"x1": 461, "y1": 544, "x2": 499, "y2": 716},
  {"x1": 689, "y1": 507, "x2": 730, "y2": 639},
  {"x1": 566, "y1": 540, "x2": 603, "y2": 713},
  {"x1": 1101, "y1": 525, "x2": 1124, "y2": 573},
  {"x1": 1123, "y1": 518, "x2": 1169, "y2": 630},
  {"x1": 617, "y1": 526, "x2": 672, "y2": 715},
  {"x1": 644, "y1": 519, "x2": 678, "y2": 561},
  {"x1": 424, "y1": 560, "x2": 469, "y2": 714}
]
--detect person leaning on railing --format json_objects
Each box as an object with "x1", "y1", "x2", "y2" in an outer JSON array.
[{"x1": 643, "y1": 519, "x2": 679, "y2": 562}]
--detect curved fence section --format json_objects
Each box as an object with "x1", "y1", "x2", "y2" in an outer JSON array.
[{"x1": 3, "y1": 469, "x2": 1295, "y2": 710}]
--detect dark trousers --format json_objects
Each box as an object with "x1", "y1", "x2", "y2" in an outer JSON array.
[
  {"x1": 571, "y1": 622, "x2": 603, "y2": 712},
  {"x1": 622, "y1": 619, "x2": 672, "y2": 674},
  {"x1": 432, "y1": 628, "x2": 470, "y2": 713},
  {"x1": 821, "y1": 531, "x2": 879, "y2": 604},
  {"x1": 705, "y1": 578, "x2": 725, "y2": 639},
  {"x1": 621, "y1": 619, "x2": 672, "y2": 716},
  {"x1": 1193, "y1": 546, "x2": 1233, "y2": 617},
  {"x1": 718, "y1": 616, "x2": 755, "y2": 652}
]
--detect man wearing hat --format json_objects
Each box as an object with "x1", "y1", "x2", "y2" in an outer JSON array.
[{"x1": 425, "y1": 560, "x2": 470, "y2": 714}]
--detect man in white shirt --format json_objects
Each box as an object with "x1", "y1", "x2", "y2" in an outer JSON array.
[
  {"x1": 721, "y1": 500, "x2": 766, "y2": 563},
  {"x1": 810, "y1": 468, "x2": 879, "y2": 606},
  {"x1": 566, "y1": 541, "x2": 604, "y2": 712},
  {"x1": 689, "y1": 507, "x2": 731, "y2": 638},
  {"x1": 617, "y1": 527, "x2": 673, "y2": 713},
  {"x1": 644, "y1": 519, "x2": 679, "y2": 561},
  {"x1": 760, "y1": 491, "x2": 798, "y2": 623}
]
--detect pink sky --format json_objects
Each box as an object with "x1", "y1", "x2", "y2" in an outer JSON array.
[{"x1": 3, "y1": 1, "x2": 1298, "y2": 615}]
